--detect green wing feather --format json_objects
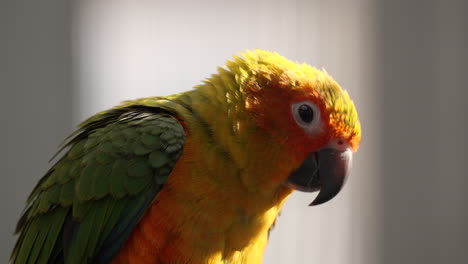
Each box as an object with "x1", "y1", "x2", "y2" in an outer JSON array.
[{"x1": 11, "y1": 102, "x2": 185, "y2": 264}]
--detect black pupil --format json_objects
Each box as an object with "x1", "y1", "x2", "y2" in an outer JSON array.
[{"x1": 298, "y1": 104, "x2": 314, "y2": 123}]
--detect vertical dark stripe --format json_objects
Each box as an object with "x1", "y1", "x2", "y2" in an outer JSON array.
[
  {"x1": 1, "y1": 0, "x2": 73, "y2": 261},
  {"x1": 377, "y1": 0, "x2": 468, "y2": 263}
]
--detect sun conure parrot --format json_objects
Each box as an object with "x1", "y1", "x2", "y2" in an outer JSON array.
[{"x1": 11, "y1": 49, "x2": 361, "y2": 264}]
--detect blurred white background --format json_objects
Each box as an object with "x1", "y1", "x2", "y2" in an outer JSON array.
[{"x1": 1, "y1": 0, "x2": 466, "y2": 263}]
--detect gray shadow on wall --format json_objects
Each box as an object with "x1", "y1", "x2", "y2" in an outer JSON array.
[
  {"x1": 378, "y1": 0, "x2": 468, "y2": 263},
  {"x1": 0, "y1": 0, "x2": 73, "y2": 261}
]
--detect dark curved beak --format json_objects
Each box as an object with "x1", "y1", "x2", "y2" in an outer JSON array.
[{"x1": 283, "y1": 148, "x2": 352, "y2": 206}]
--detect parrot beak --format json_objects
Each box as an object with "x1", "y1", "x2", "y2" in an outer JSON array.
[{"x1": 283, "y1": 148, "x2": 352, "y2": 206}]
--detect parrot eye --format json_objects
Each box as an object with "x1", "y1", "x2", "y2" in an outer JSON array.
[
  {"x1": 291, "y1": 101, "x2": 322, "y2": 133},
  {"x1": 298, "y1": 104, "x2": 314, "y2": 123}
]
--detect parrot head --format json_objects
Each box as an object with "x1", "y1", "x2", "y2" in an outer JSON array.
[{"x1": 226, "y1": 50, "x2": 361, "y2": 205}]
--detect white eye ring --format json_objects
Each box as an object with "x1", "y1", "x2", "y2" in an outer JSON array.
[{"x1": 291, "y1": 101, "x2": 322, "y2": 134}]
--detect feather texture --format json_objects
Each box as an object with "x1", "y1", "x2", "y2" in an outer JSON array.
[{"x1": 12, "y1": 107, "x2": 185, "y2": 264}]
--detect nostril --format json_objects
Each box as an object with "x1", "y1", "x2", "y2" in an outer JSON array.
[{"x1": 326, "y1": 138, "x2": 351, "y2": 151}]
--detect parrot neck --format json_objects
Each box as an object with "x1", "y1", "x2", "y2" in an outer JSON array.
[
  {"x1": 113, "y1": 70, "x2": 298, "y2": 263},
  {"x1": 168, "y1": 71, "x2": 296, "y2": 195},
  {"x1": 166, "y1": 74, "x2": 294, "y2": 262}
]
